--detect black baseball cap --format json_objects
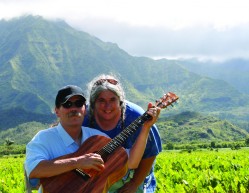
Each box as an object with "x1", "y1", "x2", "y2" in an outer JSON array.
[{"x1": 55, "y1": 85, "x2": 86, "y2": 108}]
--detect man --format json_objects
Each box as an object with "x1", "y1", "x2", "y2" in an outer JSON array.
[
  {"x1": 25, "y1": 85, "x2": 155, "y2": 193},
  {"x1": 83, "y1": 74, "x2": 162, "y2": 193}
]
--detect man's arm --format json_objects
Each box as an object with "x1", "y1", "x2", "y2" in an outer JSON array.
[
  {"x1": 118, "y1": 156, "x2": 156, "y2": 193},
  {"x1": 29, "y1": 153, "x2": 104, "y2": 178}
]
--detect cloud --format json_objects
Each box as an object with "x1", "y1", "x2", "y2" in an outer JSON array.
[
  {"x1": 71, "y1": 18, "x2": 249, "y2": 61},
  {"x1": 1, "y1": 0, "x2": 249, "y2": 61}
]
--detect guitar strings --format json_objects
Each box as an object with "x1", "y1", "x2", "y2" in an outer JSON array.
[{"x1": 98, "y1": 113, "x2": 151, "y2": 156}]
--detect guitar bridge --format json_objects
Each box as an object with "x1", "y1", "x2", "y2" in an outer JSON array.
[{"x1": 75, "y1": 168, "x2": 91, "y2": 181}]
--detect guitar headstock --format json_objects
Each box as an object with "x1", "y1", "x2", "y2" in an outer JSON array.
[{"x1": 155, "y1": 92, "x2": 179, "y2": 109}]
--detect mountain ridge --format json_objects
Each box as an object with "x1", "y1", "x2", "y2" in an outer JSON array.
[
  {"x1": 158, "y1": 111, "x2": 249, "y2": 144},
  {"x1": 180, "y1": 58, "x2": 249, "y2": 94},
  {"x1": 0, "y1": 15, "x2": 249, "y2": 130}
]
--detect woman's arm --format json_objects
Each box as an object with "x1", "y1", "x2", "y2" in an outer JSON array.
[{"x1": 127, "y1": 103, "x2": 160, "y2": 169}]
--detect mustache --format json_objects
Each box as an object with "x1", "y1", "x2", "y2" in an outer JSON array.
[{"x1": 68, "y1": 111, "x2": 82, "y2": 118}]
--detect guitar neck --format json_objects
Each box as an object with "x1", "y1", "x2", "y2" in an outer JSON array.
[{"x1": 98, "y1": 112, "x2": 151, "y2": 156}]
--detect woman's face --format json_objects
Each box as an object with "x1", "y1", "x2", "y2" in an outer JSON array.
[{"x1": 94, "y1": 90, "x2": 122, "y2": 123}]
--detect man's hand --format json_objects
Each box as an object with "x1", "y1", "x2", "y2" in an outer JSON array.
[{"x1": 77, "y1": 153, "x2": 105, "y2": 171}]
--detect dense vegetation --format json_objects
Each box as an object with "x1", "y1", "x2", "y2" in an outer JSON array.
[
  {"x1": 0, "y1": 122, "x2": 48, "y2": 145},
  {"x1": 1, "y1": 149, "x2": 249, "y2": 193},
  {"x1": 0, "y1": 155, "x2": 26, "y2": 193},
  {"x1": 157, "y1": 111, "x2": 249, "y2": 145},
  {"x1": 155, "y1": 149, "x2": 249, "y2": 192}
]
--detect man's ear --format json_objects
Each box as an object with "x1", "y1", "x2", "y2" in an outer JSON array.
[
  {"x1": 55, "y1": 107, "x2": 60, "y2": 117},
  {"x1": 83, "y1": 105, "x2": 87, "y2": 116}
]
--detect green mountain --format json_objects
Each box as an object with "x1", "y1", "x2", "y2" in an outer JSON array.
[
  {"x1": 157, "y1": 111, "x2": 249, "y2": 144},
  {"x1": 179, "y1": 58, "x2": 249, "y2": 94},
  {"x1": 0, "y1": 15, "x2": 249, "y2": 131}
]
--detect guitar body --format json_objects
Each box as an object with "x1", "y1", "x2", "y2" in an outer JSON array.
[{"x1": 40, "y1": 135, "x2": 128, "y2": 193}]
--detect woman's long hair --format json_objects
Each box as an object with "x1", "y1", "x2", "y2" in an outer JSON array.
[{"x1": 87, "y1": 74, "x2": 126, "y2": 129}]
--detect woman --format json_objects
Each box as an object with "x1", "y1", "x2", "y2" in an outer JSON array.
[{"x1": 83, "y1": 74, "x2": 162, "y2": 193}]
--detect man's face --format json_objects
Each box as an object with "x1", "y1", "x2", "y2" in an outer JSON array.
[{"x1": 55, "y1": 95, "x2": 86, "y2": 128}]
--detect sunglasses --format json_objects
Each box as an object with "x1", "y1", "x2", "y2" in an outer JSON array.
[
  {"x1": 94, "y1": 79, "x2": 118, "y2": 86},
  {"x1": 61, "y1": 100, "x2": 85, "y2": 109}
]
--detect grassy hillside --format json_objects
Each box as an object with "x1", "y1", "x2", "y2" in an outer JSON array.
[
  {"x1": 157, "y1": 111, "x2": 249, "y2": 144},
  {"x1": 1, "y1": 112, "x2": 248, "y2": 146},
  {"x1": 0, "y1": 122, "x2": 48, "y2": 145}
]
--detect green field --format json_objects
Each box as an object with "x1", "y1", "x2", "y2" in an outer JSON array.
[
  {"x1": 155, "y1": 149, "x2": 249, "y2": 193},
  {"x1": 1, "y1": 149, "x2": 249, "y2": 193},
  {"x1": 0, "y1": 155, "x2": 26, "y2": 193}
]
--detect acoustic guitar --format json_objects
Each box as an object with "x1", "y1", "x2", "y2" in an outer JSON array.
[{"x1": 40, "y1": 92, "x2": 179, "y2": 193}]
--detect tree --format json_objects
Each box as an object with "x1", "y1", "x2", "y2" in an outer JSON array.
[
  {"x1": 166, "y1": 142, "x2": 174, "y2": 150},
  {"x1": 5, "y1": 138, "x2": 14, "y2": 147},
  {"x1": 210, "y1": 141, "x2": 216, "y2": 148},
  {"x1": 245, "y1": 137, "x2": 249, "y2": 146}
]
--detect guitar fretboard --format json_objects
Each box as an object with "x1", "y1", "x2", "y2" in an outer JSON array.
[{"x1": 97, "y1": 113, "x2": 152, "y2": 156}]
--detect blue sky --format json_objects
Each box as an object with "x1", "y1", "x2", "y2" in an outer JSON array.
[{"x1": 1, "y1": 0, "x2": 249, "y2": 61}]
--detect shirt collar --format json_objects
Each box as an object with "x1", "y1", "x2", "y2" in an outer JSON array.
[{"x1": 56, "y1": 123, "x2": 75, "y2": 147}]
